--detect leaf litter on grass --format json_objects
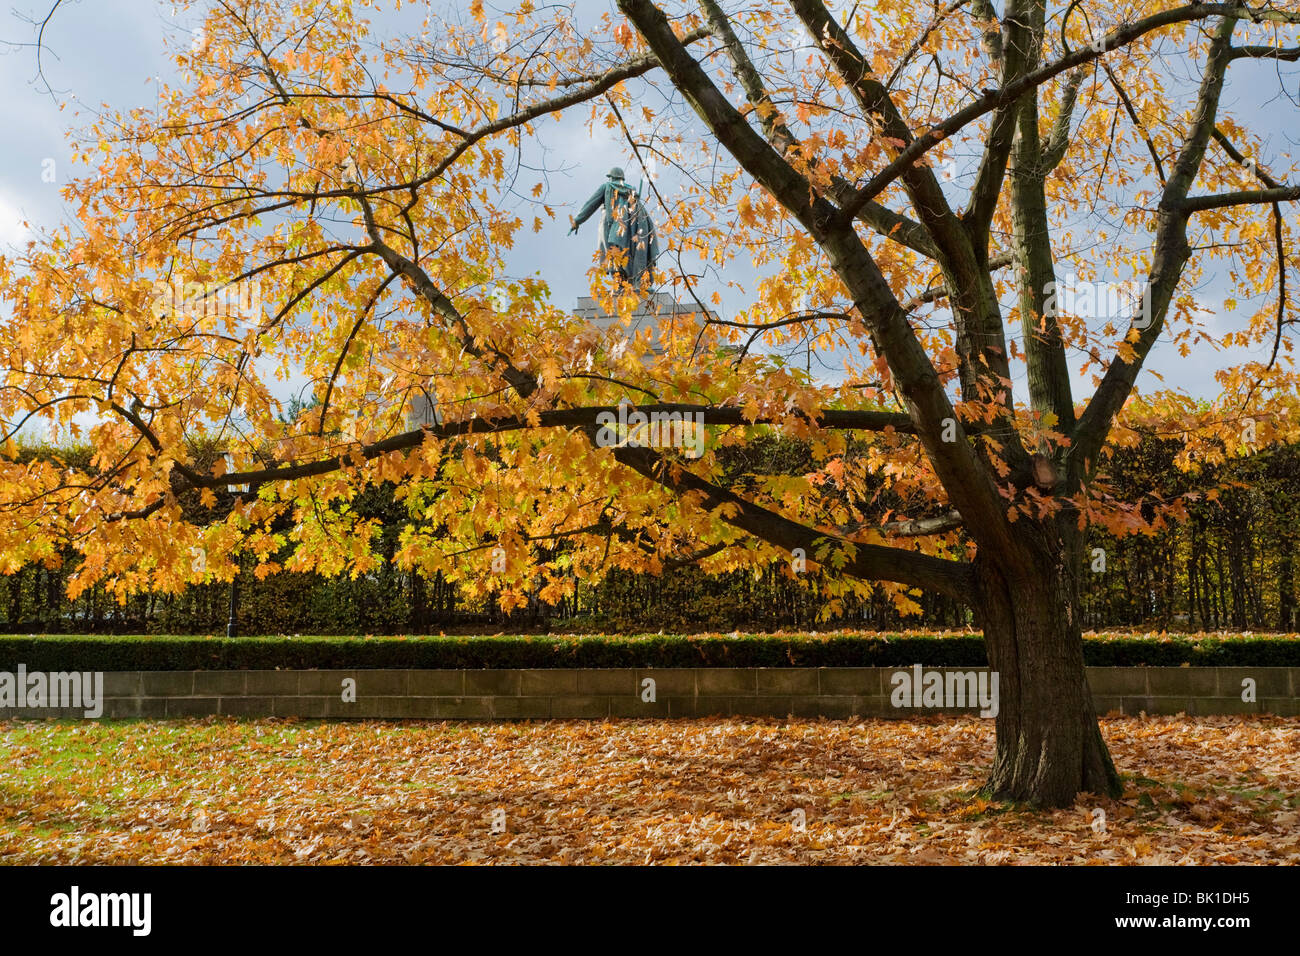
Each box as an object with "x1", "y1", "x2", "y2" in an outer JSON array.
[{"x1": 0, "y1": 715, "x2": 1296, "y2": 864}]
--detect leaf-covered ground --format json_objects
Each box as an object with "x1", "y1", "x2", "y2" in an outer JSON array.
[{"x1": 1, "y1": 716, "x2": 1297, "y2": 864}]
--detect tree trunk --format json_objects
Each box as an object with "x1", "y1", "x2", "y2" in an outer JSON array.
[
  {"x1": 410, "y1": 570, "x2": 427, "y2": 633},
  {"x1": 1278, "y1": 548, "x2": 1296, "y2": 632},
  {"x1": 972, "y1": 523, "x2": 1122, "y2": 807},
  {"x1": 6, "y1": 572, "x2": 20, "y2": 629}
]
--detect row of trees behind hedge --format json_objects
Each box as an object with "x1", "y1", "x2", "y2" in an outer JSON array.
[{"x1": 3, "y1": 435, "x2": 1297, "y2": 634}]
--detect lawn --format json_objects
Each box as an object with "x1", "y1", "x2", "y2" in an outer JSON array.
[{"x1": 1, "y1": 716, "x2": 1297, "y2": 864}]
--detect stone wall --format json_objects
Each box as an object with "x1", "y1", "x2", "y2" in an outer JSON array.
[{"x1": 1, "y1": 667, "x2": 1295, "y2": 719}]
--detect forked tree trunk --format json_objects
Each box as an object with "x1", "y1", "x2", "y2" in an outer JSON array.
[{"x1": 972, "y1": 523, "x2": 1122, "y2": 807}]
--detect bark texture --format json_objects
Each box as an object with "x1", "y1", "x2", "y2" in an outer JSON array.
[{"x1": 973, "y1": 525, "x2": 1122, "y2": 805}]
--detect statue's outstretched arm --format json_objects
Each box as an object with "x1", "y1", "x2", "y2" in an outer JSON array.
[{"x1": 568, "y1": 186, "x2": 607, "y2": 235}]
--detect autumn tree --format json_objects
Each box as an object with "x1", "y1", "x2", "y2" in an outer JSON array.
[{"x1": 3, "y1": 0, "x2": 1299, "y2": 805}]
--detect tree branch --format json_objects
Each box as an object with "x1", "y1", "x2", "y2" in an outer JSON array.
[
  {"x1": 880, "y1": 510, "x2": 964, "y2": 536},
  {"x1": 834, "y1": 3, "x2": 1297, "y2": 227},
  {"x1": 1069, "y1": 13, "x2": 1242, "y2": 479},
  {"x1": 1176, "y1": 184, "x2": 1300, "y2": 212},
  {"x1": 699, "y1": 0, "x2": 941, "y2": 258},
  {"x1": 618, "y1": 0, "x2": 1023, "y2": 563},
  {"x1": 175, "y1": 404, "x2": 922, "y2": 488},
  {"x1": 606, "y1": 441, "x2": 973, "y2": 599}
]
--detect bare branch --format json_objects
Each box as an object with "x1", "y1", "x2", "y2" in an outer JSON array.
[
  {"x1": 1177, "y1": 184, "x2": 1300, "y2": 212},
  {"x1": 1070, "y1": 13, "x2": 1243, "y2": 478},
  {"x1": 880, "y1": 510, "x2": 964, "y2": 536}
]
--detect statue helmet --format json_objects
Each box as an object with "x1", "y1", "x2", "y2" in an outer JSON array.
[{"x1": 608, "y1": 166, "x2": 625, "y2": 180}]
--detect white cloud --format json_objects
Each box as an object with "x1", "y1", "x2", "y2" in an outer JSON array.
[{"x1": 0, "y1": 192, "x2": 31, "y2": 249}]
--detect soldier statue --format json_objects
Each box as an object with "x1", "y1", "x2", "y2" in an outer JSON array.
[{"x1": 568, "y1": 166, "x2": 659, "y2": 288}]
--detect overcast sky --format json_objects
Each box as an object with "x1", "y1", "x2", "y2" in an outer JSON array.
[{"x1": 1, "y1": 1, "x2": 1296, "y2": 409}]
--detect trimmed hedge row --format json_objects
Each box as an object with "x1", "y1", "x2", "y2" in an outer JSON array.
[{"x1": 0, "y1": 633, "x2": 1297, "y2": 670}]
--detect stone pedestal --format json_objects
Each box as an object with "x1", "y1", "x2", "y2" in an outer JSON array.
[
  {"x1": 404, "y1": 295, "x2": 722, "y2": 429},
  {"x1": 573, "y1": 292, "x2": 718, "y2": 359}
]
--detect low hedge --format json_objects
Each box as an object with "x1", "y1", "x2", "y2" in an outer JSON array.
[{"x1": 0, "y1": 632, "x2": 1297, "y2": 670}]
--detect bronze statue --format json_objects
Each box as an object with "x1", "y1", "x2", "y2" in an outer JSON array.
[{"x1": 569, "y1": 166, "x2": 659, "y2": 288}]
